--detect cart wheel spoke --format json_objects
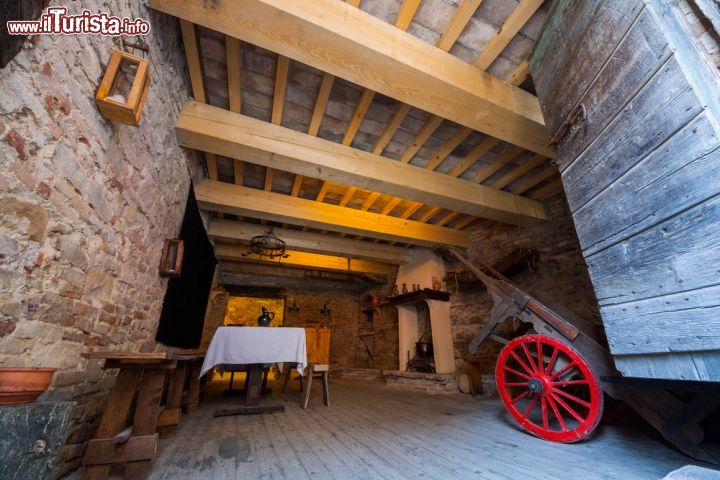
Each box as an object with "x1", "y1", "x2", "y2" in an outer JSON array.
[
  {"x1": 509, "y1": 351, "x2": 534, "y2": 376},
  {"x1": 552, "y1": 387, "x2": 591, "y2": 409},
  {"x1": 552, "y1": 379, "x2": 589, "y2": 387},
  {"x1": 550, "y1": 392, "x2": 585, "y2": 423},
  {"x1": 536, "y1": 339, "x2": 544, "y2": 372},
  {"x1": 545, "y1": 347, "x2": 559, "y2": 375},
  {"x1": 502, "y1": 366, "x2": 530, "y2": 380},
  {"x1": 522, "y1": 395, "x2": 538, "y2": 419},
  {"x1": 546, "y1": 395, "x2": 567, "y2": 432},
  {"x1": 511, "y1": 390, "x2": 530, "y2": 404},
  {"x1": 550, "y1": 361, "x2": 577, "y2": 381},
  {"x1": 521, "y1": 343, "x2": 538, "y2": 373},
  {"x1": 495, "y1": 334, "x2": 603, "y2": 443}
]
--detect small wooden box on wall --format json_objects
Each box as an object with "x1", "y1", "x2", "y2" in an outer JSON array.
[
  {"x1": 96, "y1": 50, "x2": 150, "y2": 126},
  {"x1": 159, "y1": 239, "x2": 184, "y2": 278}
]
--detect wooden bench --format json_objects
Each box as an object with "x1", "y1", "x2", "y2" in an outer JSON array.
[{"x1": 80, "y1": 352, "x2": 202, "y2": 479}]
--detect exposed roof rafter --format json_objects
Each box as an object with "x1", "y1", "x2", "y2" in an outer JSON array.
[{"x1": 178, "y1": 102, "x2": 547, "y2": 225}]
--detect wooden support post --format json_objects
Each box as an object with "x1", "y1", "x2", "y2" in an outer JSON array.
[
  {"x1": 184, "y1": 359, "x2": 202, "y2": 415},
  {"x1": 158, "y1": 362, "x2": 188, "y2": 437},
  {"x1": 82, "y1": 370, "x2": 141, "y2": 480},
  {"x1": 124, "y1": 369, "x2": 165, "y2": 478}
]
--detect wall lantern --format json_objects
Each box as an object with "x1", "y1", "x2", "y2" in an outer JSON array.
[
  {"x1": 159, "y1": 239, "x2": 184, "y2": 277},
  {"x1": 320, "y1": 303, "x2": 331, "y2": 317},
  {"x1": 96, "y1": 49, "x2": 150, "y2": 126},
  {"x1": 288, "y1": 297, "x2": 300, "y2": 314}
]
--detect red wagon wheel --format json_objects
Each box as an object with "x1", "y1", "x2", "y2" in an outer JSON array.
[{"x1": 495, "y1": 334, "x2": 603, "y2": 443}]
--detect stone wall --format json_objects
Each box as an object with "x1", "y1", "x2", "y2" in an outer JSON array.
[
  {"x1": 0, "y1": 3, "x2": 196, "y2": 477},
  {"x1": 449, "y1": 193, "x2": 602, "y2": 373}
]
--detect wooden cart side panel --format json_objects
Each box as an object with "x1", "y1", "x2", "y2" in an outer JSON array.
[
  {"x1": 611, "y1": 351, "x2": 720, "y2": 382},
  {"x1": 530, "y1": 0, "x2": 720, "y2": 380},
  {"x1": 543, "y1": 0, "x2": 645, "y2": 143},
  {"x1": 531, "y1": 0, "x2": 603, "y2": 121}
]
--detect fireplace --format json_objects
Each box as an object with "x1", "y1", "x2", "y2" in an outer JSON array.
[{"x1": 392, "y1": 250, "x2": 455, "y2": 374}]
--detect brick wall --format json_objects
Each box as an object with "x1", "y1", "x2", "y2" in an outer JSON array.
[
  {"x1": 449, "y1": 193, "x2": 602, "y2": 372},
  {"x1": 0, "y1": 3, "x2": 196, "y2": 476},
  {"x1": 201, "y1": 286, "x2": 365, "y2": 369}
]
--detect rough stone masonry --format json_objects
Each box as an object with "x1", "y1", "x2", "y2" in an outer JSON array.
[{"x1": 0, "y1": 2, "x2": 198, "y2": 476}]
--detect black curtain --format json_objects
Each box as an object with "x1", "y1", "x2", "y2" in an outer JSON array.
[{"x1": 155, "y1": 184, "x2": 217, "y2": 348}]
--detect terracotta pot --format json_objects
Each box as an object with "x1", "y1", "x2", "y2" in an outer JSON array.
[{"x1": 0, "y1": 367, "x2": 56, "y2": 405}]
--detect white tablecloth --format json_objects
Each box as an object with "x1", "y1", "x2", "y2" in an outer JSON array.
[{"x1": 200, "y1": 326, "x2": 307, "y2": 377}]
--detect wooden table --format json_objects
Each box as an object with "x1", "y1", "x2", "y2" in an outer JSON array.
[
  {"x1": 80, "y1": 352, "x2": 202, "y2": 479},
  {"x1": 201, "y1": 327, "x2": 307, "y2": 417}
]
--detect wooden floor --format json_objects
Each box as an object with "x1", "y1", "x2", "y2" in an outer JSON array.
[{"x1": 147, "y1": 378, "x2": 708, "y2": 480}]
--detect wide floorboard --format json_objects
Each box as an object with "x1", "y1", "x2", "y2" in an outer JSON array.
[{"x1": 148, "y1": 378, "x2": 711, "y2": 479}]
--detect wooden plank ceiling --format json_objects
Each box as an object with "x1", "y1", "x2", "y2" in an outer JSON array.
[{"x1": 151, "y1": 0, "x2": 563, "y2": 277}]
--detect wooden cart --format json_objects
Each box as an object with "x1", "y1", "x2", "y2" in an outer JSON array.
[
  {"x1": 446, "y1": 248, "x2": 720, "y2": 463},
  {"x1": 458, "y1": 0, "x2": 720, "y2": 464}
]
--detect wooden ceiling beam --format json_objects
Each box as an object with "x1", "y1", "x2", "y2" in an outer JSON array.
[
  {"x1": 342, "y1": 88, "x2": 375, "y2": 147},
  {"x1": 226, "y1": 36, "x2": 244, "y2": 187},
  {"x1": 322, "y1": 0, "x2": 421, "y2": 205},
  {"x1": 367, "y1": 40, "x2": 534, "y2": 215},
  {"x1": 178, "y1": 102, "x2": 547, "y2": 225},
  {"x1": 435, "y1": 211, "x2": 461, "y2": 227},
  {"x1": 149, "y1": 0, "x2": 551, "y2": 156},
  {"x1": 398, "y1": 115, "x2": 445, "y2": 164},
  {"x1": 381, "y1": 198, "x2": 403, "y2": 216},
  {"x1": 437, "y1": 0, "x2": 485, "y2": 51},
  {"x1": 491, "y1": 153, "x2": 546, "y2": 190},
  {"x1": 179, "y1": 19, "x2": 218, "y2": 180},
  {"x1": 308, "y1": 73, "x2": 335, "y2": 137},
  {"x1": 208, "y1": 219, "x2": 410, "y2": 264},
  {"x1": 447, "y1": 136, "x2": 498, "y2": 178},
  {"x1": 372, "y1": 103, "x2": 412, "y2": 155},
  {"x1": 220, "y1": 262, "x2": 386, "y2": 290},
  {"x1": 472, "y1": 145, "x2": 524, "y2": 183},
  {"x1": 455, "y1": 215, "x2": 481, "y2": 230},
  {"x1": 361, "y1": 192, "x2": 381, "y2": 211},
  {"x1": 226, "y1": 36, "x2": 242, "y2": 114},
  {"x1": 418, "y1": 207, "x2": 442, "y2": 223},
  {"x1": 424, "y1": 126, "x2": 472, "y2": 171},
  {"x1": 233, "y1": 159, "x2": 244, "y2": 186},
  {"x1": 506, "y1": 59, "x2": 531, "y2": 86},
  {"x1": 510, "y1": 164, "x2": 558, "y2": 195},
  {"x1": 394, "y1": 0, "x2": 422, "y2": 31},
  {"x1": 292, "y1": 72, "x2": 335, "y2": 199},
  {"x1": 473, "y1": 0, "x2": 544, "y2": 70},
  {"x1": 529, "y1": 177, "x2": 564, "y2": 200},
  {"x1": 215, "y1": 243, "x2": 396, "y2": 275},
  {"x1": 195, "y1": 180, "x2": 469, "y2": 247},
  {"x1": 262, "y1": 54, "x2": 290, "y2": 196},
  {"x1": 400, "y1": 202, "x2": 423, "y2": 219}
]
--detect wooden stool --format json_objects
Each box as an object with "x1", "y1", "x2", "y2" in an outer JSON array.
[{"x1": 80, "y1": 352, "x2": 196, "y2": 479}]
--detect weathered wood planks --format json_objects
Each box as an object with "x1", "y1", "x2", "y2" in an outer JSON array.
[
  {"x1": 530, "y1": 0, "x2": 720, "y2": 380},
  {"x1": 574, "y1": 112, "x2": 720, "y2": 255},
  {"x1": 148, "y1": 379, "x2": 698, "y2": 479}
]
